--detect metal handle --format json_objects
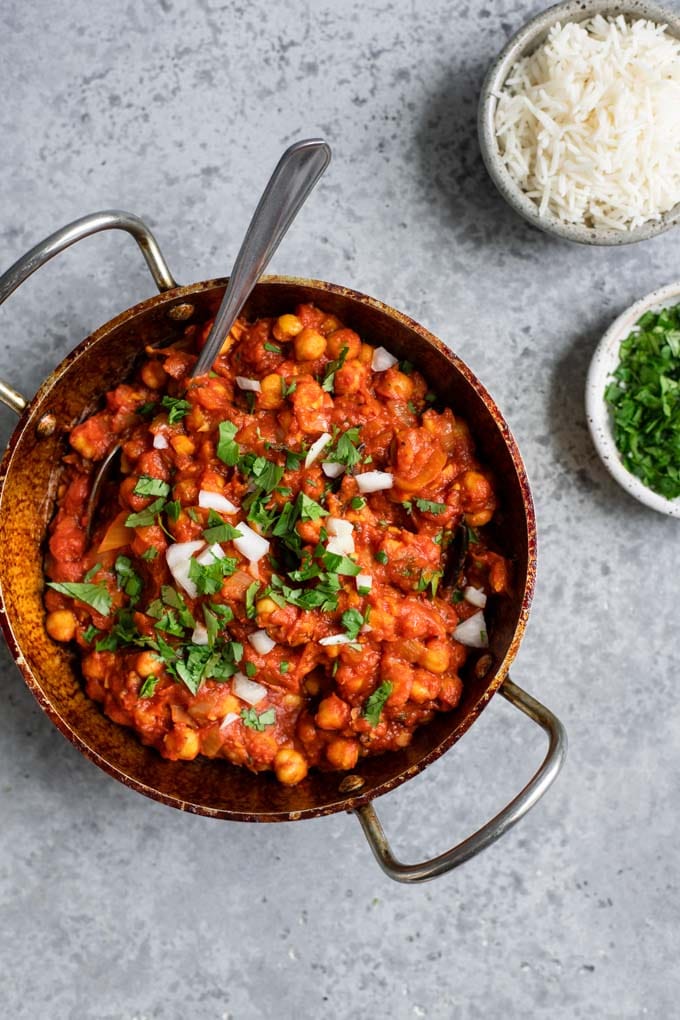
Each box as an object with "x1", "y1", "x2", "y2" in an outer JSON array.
[
  {"x1": 0, "y1": 209, "x2": 177, "y2": 415},
  {"x1": 356, "y1": 678, "x2": 567, "y2": 884},
  {"x1": 192, "y1": 138, "x2": 331, "y2": 376}
]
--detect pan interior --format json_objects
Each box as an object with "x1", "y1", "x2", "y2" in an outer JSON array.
[{"x1": 0, "y1": 278, "x2": 535, "y2": 820}]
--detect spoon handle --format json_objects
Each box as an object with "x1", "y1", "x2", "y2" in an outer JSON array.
[{"x1": 192, "y1": 138, "x2": 332, "y2": 377}]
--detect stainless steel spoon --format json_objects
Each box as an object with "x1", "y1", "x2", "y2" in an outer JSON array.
[{"x1": 86, "y1": 137, "x2": 332, "y2": 535}]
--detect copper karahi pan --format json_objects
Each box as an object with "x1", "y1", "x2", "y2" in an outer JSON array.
[{"x1": 0, "y1": 212, "x2": 566, "y2": 883}]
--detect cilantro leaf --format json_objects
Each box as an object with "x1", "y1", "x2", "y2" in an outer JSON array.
[
  {"x1": 161, "y1": 395, "x2": 191, "y2": 424},
  {"x1": 47, "y1": 580, "x2": 112, "y2": 617},
  {"x1": 363, "y1": 681, "x2": 393, "y2": 726},
  {"x1": 240, "y1": 707, "x2": 276, "y2": 731},
  {"x1": 139, "y1": 675, "x2": 160, "y2": 698},
  {"x1": 188, "y1": 554, "x2": 238, "y2": 595},
  {"x1": 415, "y1": 498, "x2": 447, "y2": 514},
  {"x1": 125, "y1": 497, "x2": 166, "y2": 528},
  {"x1": 217, "y1": 420, "x2": 240, "y2": 466},
  {"x1": 341, "y1": 607, "x2": 364, "y2": 640},
  {"x1": 133, "y1": 475, "x2": 171, "y2": 499}
]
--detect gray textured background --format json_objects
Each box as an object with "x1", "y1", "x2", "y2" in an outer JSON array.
[{"x1": 1, "y1": 1, "x2": 678, "y2": 1018}]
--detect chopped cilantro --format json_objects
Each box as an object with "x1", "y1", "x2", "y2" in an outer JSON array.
[
  {"x1": 350, "y1": 496, "x2": 366, "y2": 510},
  {"x1": 328, "y1": 426, "x2": 362, "y2": 469},
  {"x1": 240, "y1": 707, "x2": 276, "y2": 731},
  {"x1": 165, "y1": 500, "x2": 181, "y2": 523},
  {"x1": 280, "y1": 661, "x2": 290, "y2": 674},
  {"x1": 285, "y1": 448, "x2": 304, "y2": 470},
  {"x1": 341, "y1": 608, "x2": 364, "y2": 641},
  {"x1": 142, "y1": 546, "x2": 159, "y2": 561},
  {"x1": 321, "y1": 346, "x2": 349, "y2": 392},
  {"x1": 245, "y1": 661, "x2": 257, "y2": 678},
  {"x1": 82, "y1": 624, "x2": 99, "y2": 643},
  {"x1": 139, "y1": 675, "x2": 160, "y2": 698},
  {"x1": 133, "y1": 475, "x2": 171, "y2": 499},
  {"x1": 363, "y1": 681, "x2": 393, "y2": 726},
  {"x1": 245, "y1": 581, "x2": 260, "y2": 619},
  {"x1": 83, "y1": 562, "x2": 102, "y2": 582},
  {"x1": 114, "y1": 556, "x2": 143, "y2": 604},
  {"x1": 47, "y1": 580, "x2": 112, "y2": 617},
  {"x1": 374, "y1": 550, "x2": 389, "y2": 565},
  {"x1": 188, "y1": 554, "x2": 238, "y2": 595},
  {"x1": 216, "y1": 420, "x2": 240, "y2": 466},
  {"x1": 298, "y1": 492, "x2": 328, "y2": 521},
  {"x1": 263, "y1": 341, "x2": 282, "y2": 354},
  {"x1": 125, "y1": 496, "x2": 166, "y2": 528},
  {"x1": 161, "y1": 395, "x2": 191, "y2": 423},
  {"x1": 203, "y1": 516, "x2": 242, "y2": 543},
  {"x1": 282, "y1": 379, "x2": 297, "y2": 398},
  {"x1": 415, "y1": 499, "x2": 447, "y2": 514}
]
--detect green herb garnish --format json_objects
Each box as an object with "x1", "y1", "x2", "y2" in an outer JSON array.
[
  {"x1": 216, "y1": 420, "x2": 240, "y2": 466},
  {"x1": 605, "y1": 303, "x2": 680, "y2": 499},
  {"x1": 240, "y1": 707, "x2": 276, "y2": 731},
  {"x1": 161, "y1": 395, "x2": 191, "y2": 424},
  {"x1": 363, "y1": 681, "x2": 393, "y2": 726},
  {"x1": 125, "y1": 496, "x2": 166, "y2": 528},
  {"x1": 139, "y1": 675, "x2": 160, "y2": 698},
  {"x1": 47, "y1": 580, "x2": 112, "y2": 617},
  {"x1": 415, "y1": 498, "x2": 447, "y2": 514},
  {"x1": 133, "y1": 475, "x2": 171, "y2": 499}
]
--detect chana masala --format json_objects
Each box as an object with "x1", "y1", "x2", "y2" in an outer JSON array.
[{"x1": 44, "y1": 304, "x2": 510, "y2": 786}]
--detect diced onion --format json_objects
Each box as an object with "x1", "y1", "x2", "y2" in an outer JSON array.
[
  {"x1": 153, "y1": 433, "x2": 169, "y2": 450},
  {"x1": 453, "y1": 611, "x2": 489, "y2": 649},
  {"x1": 322, "y1": 461, "x2": 344, "y2": 478},
  {"x1": 356, "y1": 573, "x2": 373, "y2": 592},
  {"x1": 220, "y1": 712, "x2": 239, "y2": 731},
  {"x1": 191, "y1": 623, "x2": 209, "y2": 645},
  {"x1": 236, "y1": 376, "x2": 261, "y2": 392},
  {"x1": 327, "y1": 517, "x2": 354, "y2": 538},
  {"x1": 198, "y1": 490, "x2": 238, "y2": 514},
  {"x1": 165, "y1": 540, "x2": 205, "y2": 598},
  {"x1": 233, "y1": 521, "x2": 270, "y2": 563},
  {"x1": 372, "y1": 346, "x2": 399, "y2": 372},
  {"x1": 326, "y1": 534, "x2": 354, "y2": 556},
  {"x1": 305, "y1": 432, "x2": 332, "y2": 468},
  {"x1": 356, "y1": 471, "x2": 393, "y2": 493},
  {"x1": 196, "y1": 542, "x2": 226, "y2": 566},
  {"x1": 464, "y1": 586, "x2": 487, "y2": 609},
  {"x1": 248, "y1": 629, "x2": 276, "y2": 655},
  {"x1": 232, "y1": 672, "x2": 267, "y2": 705},
  {"x1": 319, "y1": 633, "x2": 354, "y2": 646}
]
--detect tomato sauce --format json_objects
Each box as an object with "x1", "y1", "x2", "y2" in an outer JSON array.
[{"x1": 44, "y1": 304, "x2": 509, "y2": 786}]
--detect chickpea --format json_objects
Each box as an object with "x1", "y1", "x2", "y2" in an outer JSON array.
[
  {"x1": 325, "y1": 737, "x2": 359, "y2": 771},
  {"x1": 274, "y1": 747, "x2": 309, "y2": 785},
  {"x1": 294, "y1": 327, "x2": 327, "y2": 362},
  {"x1": 319, "y1": 313, "x2": 343, "y2": 335},
  {"x1": 326, "y1": 328, "x2": 361, "y2": 361},
  {"x1": 410, "y1": 669, "x2": 440, "y2": 704},
  {"x1": 333, "y1": 360, "x2": 365, "y2": 395},
  {"x1": 315, "y1": 694, "x2": 350, "y2": 731},
  {"x1": 461, "y1": 470, "x2": 494, "y2": 507},
  {"x1": 256, "y1": 597, "x2": 278, "y2": 619},
  {"x1": 303, "y1": 675, "x2": 321, "y2": 697},
  {"x1": 273, "y1": 313, "x2": 304, "y2": 341},
  {"x1": 165, "y1": 727, "x2": 200, "y2": 760},
  {"x1": 358, "y1": 343, "x2": 374, "y2": 366},
  {"x1": 171, "y1": 435, "x2": 196, "y2": 457},
  {"x1": 140, "y1": 360, "x2": 167, "y2": 389},
  {"x1": 379, "y1": 370, "x2": 414, "y2": 401},
  {"x1": 259, "y1": 373, "x2": 283, "y2": 410},
  {"x1": 420, "y1": 639, "x2": 451, "y2": 674},
  {"x1": 465, "y1": 508, "x2": 494, "y2": 527},
  {"x1": 45, "y1": 609, "x2": 77, "y2": 643},
  {"x1": 136, "y1": 650, "x2": 161, "y2": 678}
]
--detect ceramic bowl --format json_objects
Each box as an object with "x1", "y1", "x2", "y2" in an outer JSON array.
[
  {"x1": 478, "y1": 0, "x2": 680, "y2": 246},
  {"x1": 586, "y1": 281, "x2": 680, "y2": 516}
]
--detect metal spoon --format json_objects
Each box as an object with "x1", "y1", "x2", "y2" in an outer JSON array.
[{"x1": 86, "y1": 138, "x2": 332, "y2": 535}]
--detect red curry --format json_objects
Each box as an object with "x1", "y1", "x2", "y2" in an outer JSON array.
[{"x1": 44, "y1": 304, "x2": 509, "y2": 786}]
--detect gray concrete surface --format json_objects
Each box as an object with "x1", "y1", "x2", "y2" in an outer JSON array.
[{"x1": 1, "y1": 1, "x2": 678, "y2": 1017}]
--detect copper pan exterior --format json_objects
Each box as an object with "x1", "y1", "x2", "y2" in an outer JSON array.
[{"x1": 0, "y1": 276, "x2": 536, "y2": 822}]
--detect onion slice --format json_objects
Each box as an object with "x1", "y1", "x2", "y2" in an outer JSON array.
[
  {"x1": 463, "y1": 586, "x2": 487, "y2": 609},
  {"x1": 198, "y1": 490, "x2": 239, "y2": 514},
  {"x1": 319, "y1": 633, "x2": 355, "y2": 646},
  {"x1": 327, "y1": 517, "x2": 354, "y2": 538},
  {"x1": 356, "y1": 470, "x2": 393, "y2": 494},
  {"x1": 236, "y1": 376, "x2": 261, "y2": 392},
  {"x1": 165, "y1": 540, "x2": 205, "y2": 598},
  {"x1": 191, "y1": 623, "x2": 209, "y2": 646},
  {"x1": 233, "y1": 521, "x2": 270, "y2": 563},
  {"x1": 453, "y1": 611, "x2": 489, "y2": 649},
  {"x1": 152, "y1": 433, "x2": 169, "y2": 450},
  {"x1": 305, "y1": 432, "x2": 332, "y2": 468},
  {"x1": 220, "y1": 712, "x2": 239, "y2": 731},
  {"x1": 356, "y1": 573, "x2": 373, "y2": 593},
  {"x1": 326, "y1": 534, "x2": 354, "y2": 556},
  {"x1": 372, "y1": 346, "x2": 398, "y2": 372},
  {"x1": 232, "y1": 672, "x2": 267, "y2": 705},
  {"x1": 196, "y1": 542, "x2": 227, "y2": 566},
  {"x1": 322, "y1": 461, "x2": 344, "y2": 478},
  {"x1": 248, "y1": 629, "x2": 276, "y2": 655}
]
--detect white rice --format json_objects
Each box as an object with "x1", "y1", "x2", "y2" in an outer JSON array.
[{"x1": 495, "y1": 16, "x2": 680, "y2": 230}]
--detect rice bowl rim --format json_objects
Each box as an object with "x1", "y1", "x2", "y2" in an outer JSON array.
[{"x1": 478, "y1": 0, "x2": 680, "y2": 246}]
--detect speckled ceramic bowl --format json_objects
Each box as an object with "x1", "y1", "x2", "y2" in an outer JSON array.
[
  {"x1": 586, "y1": 281, "x2": 680, "y2": 516},
  {"x1": 478, "y1": 0, "x2": 680, "y2": 246}
]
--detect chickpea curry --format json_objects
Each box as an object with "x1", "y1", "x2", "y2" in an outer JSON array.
[{"x1": 44, "y1": 304, "x2": 509, "y2": 786}]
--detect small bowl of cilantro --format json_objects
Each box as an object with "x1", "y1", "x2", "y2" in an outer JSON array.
[{"x1": 586, "y1": 282, "x2": 680, "y2": 517}]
